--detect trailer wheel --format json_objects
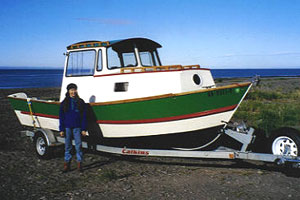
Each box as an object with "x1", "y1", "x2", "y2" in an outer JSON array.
[
  {"x1": 34, "y1": 132, "x2": 52, "y2": 159},
  {"x1": 269, "y1": 128, "x2": 300, "y2": 156}
]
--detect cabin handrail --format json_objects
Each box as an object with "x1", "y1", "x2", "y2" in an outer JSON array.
[{"x1": 120, "y1": 64, "x2": 200, "y2": 73}]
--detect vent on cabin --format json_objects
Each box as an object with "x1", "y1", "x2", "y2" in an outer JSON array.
[{"x1": 114, "y1": 82, "x2": 129, "y2": 92}]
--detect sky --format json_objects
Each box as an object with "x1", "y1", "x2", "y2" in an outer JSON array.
[{"x1": 0, "y1": 0, "x2": 300, "y2": 69}]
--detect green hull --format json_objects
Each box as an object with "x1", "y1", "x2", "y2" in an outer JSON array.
[{"x1": 8, "y1": 83, "x2": 250, "y2": 124}]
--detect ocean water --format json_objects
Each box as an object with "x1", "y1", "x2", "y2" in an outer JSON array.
[
  {"x1": 210, "y1": 68, "x2": 300, "y2": 78},
  {"x1": 0, "y1": 69, "x2": 64, "y2": 89},
  {"x1": 0, "y1": 68, "x2": 300, "y2": 89}
]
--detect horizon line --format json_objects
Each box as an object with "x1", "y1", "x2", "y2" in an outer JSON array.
[{"x1": 1, "y1": 66, "x2": 300, "y2": 70}]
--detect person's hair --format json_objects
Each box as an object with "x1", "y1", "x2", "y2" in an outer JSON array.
[
  {"x1": 67, "y1": 83, "x2": 77, "y2": 91},
  {"x1": 63, "y1": 91, "x2": 83, "y2": 113}
]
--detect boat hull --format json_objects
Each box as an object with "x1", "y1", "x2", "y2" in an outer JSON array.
[
  {"x1": 87, "y1": 126, "x2": 224, "y2": 149},
  {"x1": 8, "y1": 82, "x2": 251, "y2": 138}
]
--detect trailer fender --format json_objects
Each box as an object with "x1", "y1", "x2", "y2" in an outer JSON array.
[{"x1": 34, "y1": 128, "x2": 58, "y2": 146}]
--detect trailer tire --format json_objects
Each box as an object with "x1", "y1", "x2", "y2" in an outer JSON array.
[
  {"x1": 269, "y1": 128, "x2": 300, "y2": 156},
  {"x1": 34, "y1": 132, "x2": 52, "y2": 159}
]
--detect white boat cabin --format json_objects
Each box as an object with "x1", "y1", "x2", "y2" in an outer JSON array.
[{"x1": 60, "y1": 38, "x2": 216, "y2": 103}]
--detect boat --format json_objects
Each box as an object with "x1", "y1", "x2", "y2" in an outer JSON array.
[{"x1": 8, "y1": 38, "x2": 253, "y2": 149}]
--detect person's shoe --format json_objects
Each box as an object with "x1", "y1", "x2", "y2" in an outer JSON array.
[
  {"x1": 77, "y1": 162, "x2": 83, "y2": 173},
  {"x1": 62, "y1": 162, "x2": 70, "y2": 173}
]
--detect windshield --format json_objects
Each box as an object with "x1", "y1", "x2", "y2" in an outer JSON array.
[{"x1": 66, "y1": 50, "x2": 95, "y2": 76}]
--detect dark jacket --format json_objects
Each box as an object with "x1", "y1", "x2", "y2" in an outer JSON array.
[{"x1": 59, "y1": 97, "x2": 87, "y2": 131}]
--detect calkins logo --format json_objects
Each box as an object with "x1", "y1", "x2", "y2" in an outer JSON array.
[{"x1": 122, "y1": 148, "x2": 149, "y2": 156}]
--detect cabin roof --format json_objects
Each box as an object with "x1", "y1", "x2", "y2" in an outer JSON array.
[{"x1": 67, "y1": 38, "x2": 162, "y2": 51}]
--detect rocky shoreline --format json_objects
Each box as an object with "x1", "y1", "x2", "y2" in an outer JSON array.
[{"x1": 1, "y1": 79, "x2": 300, "y2": 200}]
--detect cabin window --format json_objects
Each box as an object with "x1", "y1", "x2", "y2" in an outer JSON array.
[
  {"x1": 97, "y1": 49, "x2": 102, "y2": 71},
  {"x1": 107, "y1": 47, "x2": 121, "y2": 69},
  {"x1": 114, "y1": 82, "x2": 129, "y2": 92},
  {"x1": 66, "y1": 50, "x2": 95, "y2": 76},
  {"x1": 122, "y1": 52, "x2": 137, "y2": 67},
  {"x1": 140, "y1": 50, "x2": 161, "y2": 66},
  {"x1": 107, "y1": 47, "x2": 137, "y2": 69},
  {"x1": 140, "y1": 52, "x2": 154, "y2": 66}
]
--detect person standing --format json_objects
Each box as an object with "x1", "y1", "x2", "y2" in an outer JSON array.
[{"x1": 59, "y1": 83, "x2": 87, "y2": 173}]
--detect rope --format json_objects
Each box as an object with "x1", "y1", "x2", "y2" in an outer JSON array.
[
  {"x1": 171, "y1": 133, "x2": 221, "y2": 151},
  {"x1": 26, "y1": 98, "x2": 36, "y2": 129}
]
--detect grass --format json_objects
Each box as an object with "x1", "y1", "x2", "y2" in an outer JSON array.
[{"x1": 233, "y1": 86, "x2": 300, "y2": 137}]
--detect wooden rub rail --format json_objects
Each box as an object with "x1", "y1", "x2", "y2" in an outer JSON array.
[
  {"x1": 67, "y1": 41, "x2": 110, "y2": 50},
  {"x1": 120, "y1": 64, "x2": 201, "y2": 73}
]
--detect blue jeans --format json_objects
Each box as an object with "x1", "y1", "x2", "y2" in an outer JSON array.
[{"x1": 65, "y1": 128, "x2": 83, "y2": 162}]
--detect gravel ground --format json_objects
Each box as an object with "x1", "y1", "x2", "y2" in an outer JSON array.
[{"x1": 1, "y1": 79, "x2": 300, "y2": 200}]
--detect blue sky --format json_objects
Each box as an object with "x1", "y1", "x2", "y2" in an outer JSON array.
[{"x1": 1, "y1": 0, "x2": 300, "y2": 68}]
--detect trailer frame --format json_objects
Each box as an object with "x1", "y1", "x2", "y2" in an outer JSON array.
[{"x1": 21, "y1": 125, "x2": 300, "y2": 169}]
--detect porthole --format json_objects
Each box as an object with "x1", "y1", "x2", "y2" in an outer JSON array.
[{"x1": 193, "y1": 74, "x2": 201, "y2": 85}]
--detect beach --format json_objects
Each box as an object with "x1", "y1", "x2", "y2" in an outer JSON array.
[{"x1": 1, "y1": 78, "x2": 300, "y2": 200}]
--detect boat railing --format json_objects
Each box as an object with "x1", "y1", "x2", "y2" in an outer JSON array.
[{"x1": 120, "y1": 64, "x2": 201, "y2": 73}]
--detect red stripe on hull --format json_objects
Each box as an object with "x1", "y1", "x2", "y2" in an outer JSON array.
[
  {"x1": 97, "y1": 105, "x2": 237, "y2": 124},
  {"x1": 20, "y1": 111, "x2": 59, "y2": 119}
]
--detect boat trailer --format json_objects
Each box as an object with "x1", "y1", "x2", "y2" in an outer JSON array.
[{"x1": 21, "y1": 123, "x2": 300, "y2": 169}]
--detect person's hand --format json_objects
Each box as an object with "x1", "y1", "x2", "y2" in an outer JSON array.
[
  {"x1": 60, "y1": 131, "x2": 64, "y2": 137},
  {"x1": 81, "y1": 131, "x2": 87, "y2": 136}
]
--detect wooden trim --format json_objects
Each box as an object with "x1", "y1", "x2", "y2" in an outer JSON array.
[
  {"x1": 8, "y1": 82, "x2": 251, "y2": 106},
  {"x1": 120, "y1": 65, "x2": 183, "y2": 73},
  {"x1": 176, "y1": 82, "x2": 251, "y2": 96},
  {"x1": 90, "y1": 82, "x2": 251, "y2": 106},
  {"x1": 67, "y1": 41, "x2": 110, "y2": 50},
  {"x1": 91, "y1": 93, "x2": 175, "y2": 106},
  {"x1": 7, "y1": 96, "x2": 60, "y2": 105},
  {"x1": 120, "y1": 64, "x2": 201, "y2": 73},
  {"x1": 182, "y1": 64, "x2": 200, "y2": 69},
  {"x1": 93, "y1": 67, "x2": 209, "y2": 78}
]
